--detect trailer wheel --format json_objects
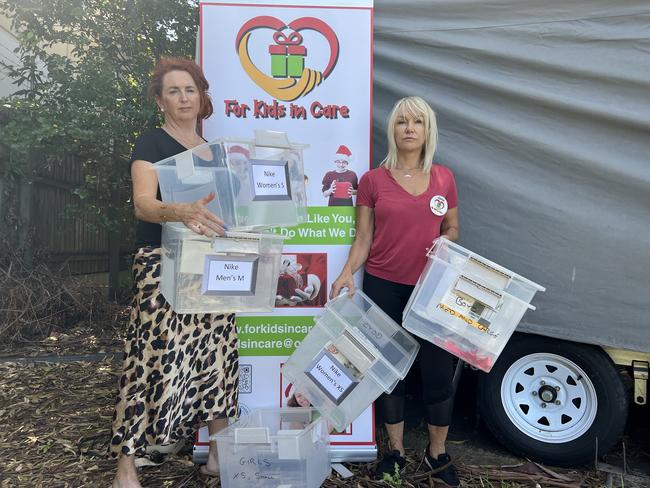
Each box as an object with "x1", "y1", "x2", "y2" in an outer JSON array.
[{"x1": 478, "y1": 334, "x2": 627, "y2": 466}]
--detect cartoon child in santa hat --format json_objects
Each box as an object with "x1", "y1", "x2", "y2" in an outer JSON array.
[
  {"x1": 227, "y1": 144, "x2": 250, "y2": 183},
  {"x1": 226, "y1": 144, "x2": 251, "y2": 204},
  {"x1": 322, "y1": 145, "x2": 358, "y2": 207}
]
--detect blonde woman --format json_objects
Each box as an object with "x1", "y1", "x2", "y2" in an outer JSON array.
[{"x1": 331, "y1": 96, "x2": 460, "y2": 486}]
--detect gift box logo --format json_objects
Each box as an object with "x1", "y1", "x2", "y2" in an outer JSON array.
[
  {"x1": 269, "y1": 31, "x2": 306, "y2": 79},
  {"x1": 235, "y1": 16, "x2": 340, "y2": 101}
]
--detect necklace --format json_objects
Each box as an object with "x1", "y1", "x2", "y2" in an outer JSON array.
[
  {"x1": 163, "y1": 124, "x2": 203, "y2": 149},
  {"x1": 395, "y1": 166, "x2": 419, "y2": 178}
]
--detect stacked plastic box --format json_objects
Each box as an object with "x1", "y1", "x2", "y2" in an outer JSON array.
[
  {"x1": 154, "y1": 130, "x2": 308, "y2": 314},
  {"x1": 403, "y1": 237, "x2": 545, "y2": 372},
  {"x1": 160, "y1": 225, "x2": 284, "y2": 313},
  {"x1": 216, "y1": 408, "x2": 330, "y2": 488},
  {"x1": 281, "y1": 291, "x2": 420, "y2": 432},
  {"x1": 153, "y1": 130, "x2": 308, "y2": 231}
]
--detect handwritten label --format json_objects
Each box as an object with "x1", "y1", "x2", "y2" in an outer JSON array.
[
  {"x1": 358, "y1": 316, "x2": 390, "y2": 348},
  {"x1": 354, "y1": 317, "x2": 405, "y2": 365},
  {"x1": 232, "y1": 472, "x2": 277, "y2": 481},
  {"x1": 201, "y1": 255, "x2": 258, "y2": 296},
  {"x1": 249, "y1": 160, "x2": 291, "y2": 201},
  {"x1": 230, "y1": 456, "x2": 279, "y2": 482},
  {"x1": 306, "y1": 350, "x2": 357, "y2": 404},
  {"x1": 436, "y1": 302, "x2": 497, "y2": 336}
]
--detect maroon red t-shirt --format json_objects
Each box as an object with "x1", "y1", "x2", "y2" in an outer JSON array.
[{"x1": 356, "y1": 165, "x2": 458, "y2": 285}]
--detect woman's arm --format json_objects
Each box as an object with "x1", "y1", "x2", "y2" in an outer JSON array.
[
  {"x1": 440, "y1": 207, "x2": 459, "y2": 241},
  {"x1": 329, "y1": 205, "x2": 374, "y2": 298},
  {"x1": 131, "y1": 160, "x2": 226, "y2": 237}
]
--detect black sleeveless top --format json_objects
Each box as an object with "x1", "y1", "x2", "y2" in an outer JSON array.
[{"x1": 130, "y1": 128, "x2": 190, "y2": 249}]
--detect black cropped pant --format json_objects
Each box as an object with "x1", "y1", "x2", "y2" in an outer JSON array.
[{"x1": 363, "y1": 271, "x2": 455, "y2": 426}]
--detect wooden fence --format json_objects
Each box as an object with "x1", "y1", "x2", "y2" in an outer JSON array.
[{"x1": 0, "y1": 146, "x2": 133, "y2": 277}]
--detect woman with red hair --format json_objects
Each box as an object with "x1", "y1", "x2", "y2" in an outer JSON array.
[{"x1": 110, "y1": 57, "x2": 237, "y2": 487}]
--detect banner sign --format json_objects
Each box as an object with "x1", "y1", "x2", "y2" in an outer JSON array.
[{"x1": 197, "y1": 0, "x2": 374, "y2": 461}]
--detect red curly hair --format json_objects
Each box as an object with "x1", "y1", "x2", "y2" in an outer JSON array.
[{"x1": 148, "y1": 57, "x2": 214, "y2": 120}]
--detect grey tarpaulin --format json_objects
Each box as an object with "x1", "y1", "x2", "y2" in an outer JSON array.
[{"x1": 373, "y1": 1, "x2": 650, "y2": 352}]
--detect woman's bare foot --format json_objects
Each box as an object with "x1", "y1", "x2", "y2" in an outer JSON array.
[
  {"x1": 112, "y1": 454, "x2": 142, "y2": 488},
  {"x1": 202, "y1": 418, "x2": 227, "y2": 476},
  {"x1": 200, "y1": 441, "x2": 220, "y2": 475},
  {"x1": 111, "y1": 476, "x2": 142, "y2": 488}
]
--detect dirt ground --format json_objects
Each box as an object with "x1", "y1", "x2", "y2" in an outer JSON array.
[
  {"x1": 401, "y1": 370, "x2": 650, "y2": 488},
  {"x1": 0, "y1": 324, "x2": 648, "y2": 488}
]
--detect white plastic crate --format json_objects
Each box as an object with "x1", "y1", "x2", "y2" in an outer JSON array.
[
  {"x1": 281, "y1": 291, "x2": 420, "y2": 432},
  {"x1": 153, "y1": 130, "x2": 308, "y2": 231},
  {"x1": 216, "y1": 408, "x2": 330, "y2": 488},
  {"x1": 160, "y1": 224, "x2": 284, "y2": 313},
  {"x1": 403, "y1": 237, "x2": 545, "y2": 372}
]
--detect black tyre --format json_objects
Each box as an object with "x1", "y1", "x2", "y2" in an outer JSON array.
[{"x1": 478, "y1": 333, "x2": 627, "y2": 466}]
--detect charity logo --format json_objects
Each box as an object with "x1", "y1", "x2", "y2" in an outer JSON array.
[
  {"x1": 235, "y1": 16, "x2": 339, "y2": 101},
  {"x1": 430, "y1": 195, "x2": 448, "y2": 216}
]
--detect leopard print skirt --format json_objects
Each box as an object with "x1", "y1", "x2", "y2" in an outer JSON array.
[{"x1": 110, "y1": 248, "x2": 239, "y2": 458}]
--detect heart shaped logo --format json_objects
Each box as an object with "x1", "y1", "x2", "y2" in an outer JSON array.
[{"x1": 235, "y1": 16, "x2": 339, "y2": 102}]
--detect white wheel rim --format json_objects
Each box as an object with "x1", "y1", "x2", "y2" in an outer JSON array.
[{"x1": 500, "y1": 353, "x2": 598, "y2": 443}]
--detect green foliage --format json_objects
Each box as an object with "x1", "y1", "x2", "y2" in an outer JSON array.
[
  {"x1": 0, "y1": 0, "x2": 199, "y2": 231},
  {"x1": 382, "y1": 462, "x2": 404, "y2": 487}
]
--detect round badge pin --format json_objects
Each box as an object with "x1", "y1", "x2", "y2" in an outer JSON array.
[{"x1": 430, "y1": 195, "x2": 448, "y2": 216}]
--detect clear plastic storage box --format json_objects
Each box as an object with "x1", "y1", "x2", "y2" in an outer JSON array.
[
  {"x1": 403, "y1": 237, "x2": 545, "y2": 372},
  {"x1": 160, "y1": 224, "x2": 284, "y2": 313},
  {"x1": 216, "y1": 408, "x2": 330, "y2": 488},
  {"x1": 153, "y1": 130, "x2": 308, "y2": 231},
  {"x1": 281, "y1": 291, "x2": 420, "y2": 432}
]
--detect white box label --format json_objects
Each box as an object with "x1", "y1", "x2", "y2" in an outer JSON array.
[
  {"x1": 306, "y1": 348, "x2": 359, "y2": 405},
  {"x1": 201, "y1": 255, "x2": 258, "y2": 296},
  {"x1": 249, "y1": 160, "x2": 291, "y2": 201}
]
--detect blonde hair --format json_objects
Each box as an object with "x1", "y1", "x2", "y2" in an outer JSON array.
[{"x1": 381, "y1": 96, "x2": 438, "y2": 173}]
